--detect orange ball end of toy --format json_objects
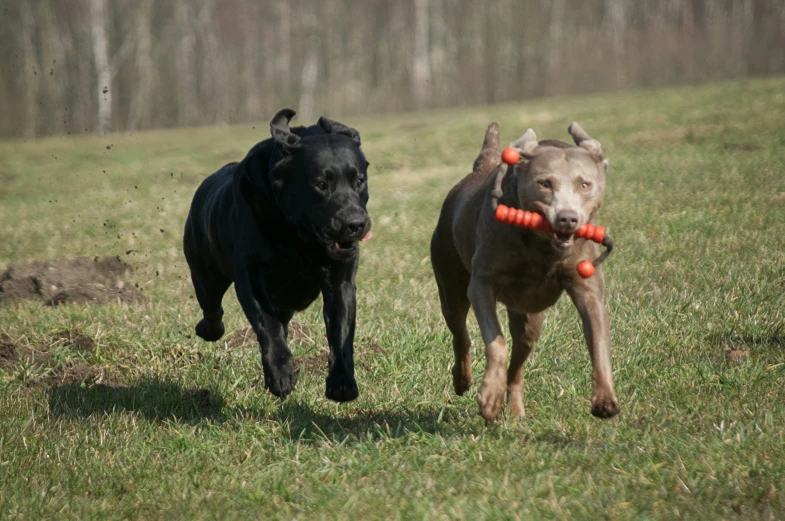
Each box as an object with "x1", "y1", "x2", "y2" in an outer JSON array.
[
  {"x1": 576, "y1": 260, "x2": 595, "y2": 279},
  {"x1": 502, "y1": 147, "x2": 520, "y2": 165}
]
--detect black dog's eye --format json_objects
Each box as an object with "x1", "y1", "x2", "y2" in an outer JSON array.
[
  {"x1": 314, "y1": 179, "x2": 328, "y2": 192},
  {"x1": 538, "y1": 179, "x2": 552, "y2": 189},
  {"x1": 356, "y1": 176, "x2": 366, "y2": 190}
]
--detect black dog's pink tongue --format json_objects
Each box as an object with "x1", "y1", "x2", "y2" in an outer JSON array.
[{"x1": 361, "y1": 231, "x2": 373, "y2": 242}]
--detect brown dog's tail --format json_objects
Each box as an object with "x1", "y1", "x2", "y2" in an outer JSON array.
[{"x1": 472, "y1": 122, "x2": 502, "y2": 177}]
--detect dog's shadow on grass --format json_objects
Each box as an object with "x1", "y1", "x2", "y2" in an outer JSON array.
[
  {"x1": 707, "y1": 329, "x2": 785, "y2": 350},
  {"x1": 46, "y1": 376, "x2": 226, "y2": 424},
  {"x1": 275, "y1": 400, "x2": 466, "y2": 442}
]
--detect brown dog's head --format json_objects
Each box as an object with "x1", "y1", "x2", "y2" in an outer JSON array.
[{"x1": 509, "y1": 123, "x2": 608, "y2": 251}]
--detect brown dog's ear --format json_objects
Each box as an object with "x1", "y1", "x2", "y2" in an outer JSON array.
[
  {"x1": 568, "y1": 122, "x2": 603, "y2": 159},
  {"x1": 510, "y1": 128, "x2": 538, "y2": 159},
  {"x1": 270, "y1": 108, "x2": 301, "y2": 147},
  {"x1": 317, "y1": 116, "x2": 361, "y2": 145}
]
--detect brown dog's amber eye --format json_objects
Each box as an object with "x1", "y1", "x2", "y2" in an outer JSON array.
[
  {"x1": 581, "y1": 182, "x2": 591, "y2": 190},
  {"x1": 538, "y1": 180, "x2": 552, "y2": 189}
]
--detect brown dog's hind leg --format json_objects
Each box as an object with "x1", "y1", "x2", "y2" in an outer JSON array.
[
  {"x1": 444, "y1": 298, "x2": 473, "y2": 396},
  {"x1": 468, "y1": 277, "x2": 508, "y2": 423},
  {"x1": 506, "y1": 310, "x2": 543, "y2": 418},
  {"x1": 433, "y1": 261, "x2": 473, "y2": 396}
]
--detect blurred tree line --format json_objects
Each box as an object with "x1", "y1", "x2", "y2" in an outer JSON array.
[{"x1": 1, "y1": 0, "x2": 784, "y2": 138}]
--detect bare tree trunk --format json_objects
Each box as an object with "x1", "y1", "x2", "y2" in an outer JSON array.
[
  {"x1": 196, "y1": 0, "x2": 229, "y2": 123},
  {"x1": 412, "y1": 0, "x2": 431, "y2": 108},
  {"x1": 299, "y1": 39, "x2": 320, "y2": 122},
  {"x1": 242, "y1": 9, "x2": 262, "y2": 119},
  {"x1": 276, "y1": 2, "x2": 291, "y2": 84},
  {"x1": 175, "y1": 3, "x2": 198, "y2": 126},
  {"x1": 546, "y1": 0, "x2": 565, "y2": 95},
  {"x1": 20, "y1": 2, "x2": 39, "y2": 138},
  {"x1": 90, "y1": 0, "x2": 112, "y2": 134},
  {"x1": 606, "y1": 0, "x2": 626, "y2": 89},
  {"x1": 128, "y1": 1, "x2": 154, "y2": 131},
  {"x1": 429, "y1": 0, "x2": 447, "y2": 105}
]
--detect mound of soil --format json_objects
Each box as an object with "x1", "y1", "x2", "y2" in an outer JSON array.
[{"x1": 0, "y1": 256, "x2": 144, "y2": 305}]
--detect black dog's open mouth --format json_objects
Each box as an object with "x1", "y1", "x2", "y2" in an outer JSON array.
[
  {"x1": 334, "y1": 239, "x2": 358, "y2": 252},
  {"x1": 312, "y1": 229, "x2": 362, "y2": 259},
  {"x1": 303, "y1": 223, "x2": 371, "y2": 260}
]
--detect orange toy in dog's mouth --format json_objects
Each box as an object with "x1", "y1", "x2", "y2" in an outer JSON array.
[{"x1": 493, "y1": 204, "x2": 613, "y2": 280}]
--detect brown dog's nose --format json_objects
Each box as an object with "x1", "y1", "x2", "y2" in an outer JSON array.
[{"x1": 556, "y1": 211, "x2": 579, "y2": 231}]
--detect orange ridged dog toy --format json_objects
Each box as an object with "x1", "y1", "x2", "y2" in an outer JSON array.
[{"x1": 494, "y1": 205, "x2": 606, "y2": 244}]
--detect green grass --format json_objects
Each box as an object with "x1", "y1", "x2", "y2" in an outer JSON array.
[{"x1": 2, "y1": 76, "x2": 785, "y2": 520}]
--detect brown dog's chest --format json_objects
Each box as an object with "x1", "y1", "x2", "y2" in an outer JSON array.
[{"x1": 492, "y1": 266, "x2": 565, "y2": 314}]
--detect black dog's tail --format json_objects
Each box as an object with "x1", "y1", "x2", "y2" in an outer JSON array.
[{"x1": 473, "y1": 122, "x2": 502, "y2": 177}]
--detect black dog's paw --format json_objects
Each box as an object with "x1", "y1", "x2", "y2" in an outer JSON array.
[
  {"x1": 325, "y1": 373, "x2": 359, "y2": 403},
  {"x1": 195, "y1": 319, "x2": 225, "y2": 342},
  {"x1": 264, "y1": 356, "x2": 298, "y2": 400}
]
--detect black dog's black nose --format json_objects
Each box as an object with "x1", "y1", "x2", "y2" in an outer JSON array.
[
  {"x1": 556, "y1": 211, "x2": 579, "y2": 230},
  {"x1": 345, "y1": 216, "x2": 368, "y2": 236}
]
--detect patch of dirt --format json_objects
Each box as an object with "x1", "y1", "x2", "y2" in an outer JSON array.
[
  {"x1": 0, "y1": 256, "x2": 145, "y2": 306},
  {"x1": 297, "y1": 353, "x2": 325, "y2": 374},
  {"x1": 0, "y1": 330, "x2": 119, "y2": 390},
  {"x1": 40, "y1": 363, "x2": 108, "y2": 388},
  {"x1": 52, "y1": 329, "x2": 96, "y2": 355},
  {"x1": 725, "y1": 349, "x2": 750, "y2": 362},
  {"x1": 0, "y1": 333, "x2": 18, "y2": 370},
  {"x1": 223, "y1": 322, "x2": 324, "y2": 349},
  {"x1": 223, "y1": 327, "x2": 255, "y2": 348},
  {"x1": 289, "y1": 322, "x2": 322, "y2": 345},
  {"x1": 723, "y1": 142, "x2": 764, "y2": 152},
  {"x1": 356, "y1": 336, "x2": 386, "y2": 370}
]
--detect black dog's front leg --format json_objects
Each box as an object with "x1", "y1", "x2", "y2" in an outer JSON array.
[
  {"x1": 321, "y1": 261, "x2": 359, "y2": 402},
  {"x1": 234, "y1": 263, "x2": 297, "y2": 399}
]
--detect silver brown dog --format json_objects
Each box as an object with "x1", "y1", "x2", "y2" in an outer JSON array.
[{"x1": 430, "y1": 122, "x2": 620, "y2": 422}]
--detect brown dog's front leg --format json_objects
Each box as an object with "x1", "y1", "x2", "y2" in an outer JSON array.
[
  {"x1": 567, "y1": 279, "x2": 620, "y2": 418},
  {"x1": 468, "y1": 277, "x2": 508, "y2": 422}
]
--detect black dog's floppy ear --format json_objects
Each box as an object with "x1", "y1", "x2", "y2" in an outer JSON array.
[
  {"x1": 317, "y1": 116, "x2": 361, "y2": 145},
  {"x1": 270, "y1": 108, "x2": 301, "y2": 147}
]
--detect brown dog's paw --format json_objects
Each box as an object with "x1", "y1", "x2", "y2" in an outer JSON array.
[
  {"x1": 591, "y1": 395, "x2": 621, "y2": 419},
  {"x1": 476, "y1": 379, "x2": 506, "y2": 423},
  {"x1": 452, "y1": 364, "x2": 474, "y2": 396},
  {"x1": 507, "y1": 390, "x2": 525, "y2": 419}
]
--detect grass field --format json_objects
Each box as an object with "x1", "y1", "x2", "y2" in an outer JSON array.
[{"x1": 1, "y1": 76, "x2": 784, "y2": 520}]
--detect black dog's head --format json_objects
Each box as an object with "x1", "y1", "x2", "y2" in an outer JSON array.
[{"x1": 267, "y1": 109, "x2": 371, "y2": 261}]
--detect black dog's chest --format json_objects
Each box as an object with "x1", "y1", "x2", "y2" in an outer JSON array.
[{"x1": 264, "y1": 261, "x2": 323, "y2": 312}]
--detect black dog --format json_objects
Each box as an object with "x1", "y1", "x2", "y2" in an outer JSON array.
[{"x1": 183, "y1": 109, "x2": 371, "y2": 402}]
